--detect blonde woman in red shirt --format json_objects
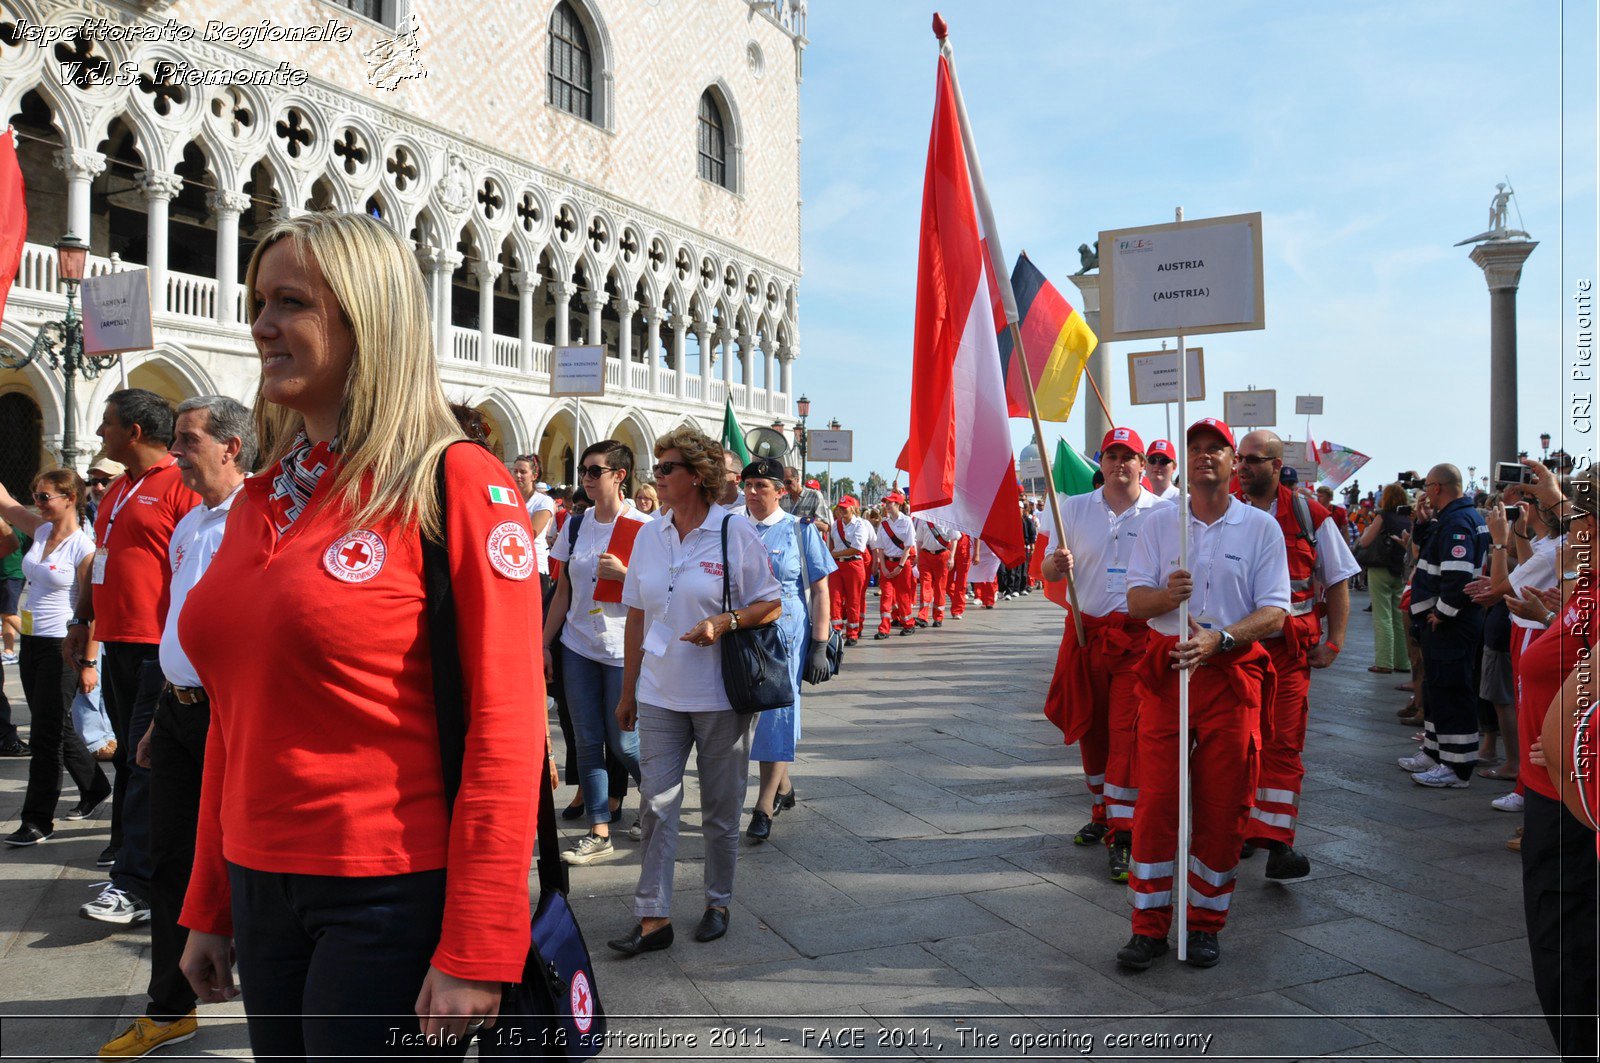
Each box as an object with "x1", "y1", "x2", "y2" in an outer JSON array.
[{"x1": 177, "y1": 212, "x2": 544, "y2": 1055}]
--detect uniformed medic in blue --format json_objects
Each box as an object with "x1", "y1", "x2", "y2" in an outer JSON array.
[{"x1": 1404, "y1": 464, "x2": 1491, "y2": 786}]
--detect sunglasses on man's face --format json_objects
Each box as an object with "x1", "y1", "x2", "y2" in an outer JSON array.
[
  {"x1": 1147, "y1": 456, "x2": 1173, "y2": 466},
  {"x1": 88, "y1": 478, "x2": 112, "y2": 487}
]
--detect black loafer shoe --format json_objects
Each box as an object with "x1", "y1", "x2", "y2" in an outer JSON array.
[
  {"x1": 561, "y1": 802, "x2": 586, "y2": 821},
  {"x1": 874, "y1": 632, "x2": 890, "y2": 640},
  {"x1": 693, "y1": 907, "x2": 729, "y2": 942},
  {"x1": 915, "y1": 618, "x2": 929, "y2": 628},
  {"x1": 775, "y1": 787, "x2": 797, "y2": 813},
  {"x1": 1240, "y1": 841, "x2": 1259, "y2": 859},
  {"x1": 607, "y1": 922, "x2": 673, "y2": 957},
  {"x1": 1264, "y1": 844, "x2": 1311, "y2": 880},
  {"x1": 1115, "y1": 933, "x2": 1169, "y2": 971},
  {"x1": 746, "y1": 810, "x2": 772, "y2": 842},
  {"x1": 931, "y1": 620, "x2": 943, "y2": 628},
  {"x1": 899, "y1": 627, "x2": 914, "y2": 636},
  {"x1": 4, "y1": 824, "x2": 51, "y2": 847},
  {"x1": 65, "y1": 790, "x2": 111, "y2": 821},
  {"x1": 845, "y1": 637, "x2": 859, "y2": 646},
  {"x1": 1185, "y1": 930, "x2": 1221, "y2": 968},
  {"x1": 96, "y1": 845, "x2": 117, "y2": 868}
]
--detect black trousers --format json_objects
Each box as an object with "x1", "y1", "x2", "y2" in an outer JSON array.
[
  {"x1": 229, "y1": 864, "x2": 468, "y2": 1060},
  {"x1": 1521, "y1": 790, "x2": 1599, "y2": 1062},
  {"x1": 102, "y1": 641, "x2": 161, "y2": 853},
  {"x1": 18, "y1": 635, "x2": 106, "y2": 831},
  {"x1": 147, "y1": 689, "x2": 208, "y2": 1021},
  {"x1": 1419, "y1": 616, "x2": 1482, "y2": 780}
]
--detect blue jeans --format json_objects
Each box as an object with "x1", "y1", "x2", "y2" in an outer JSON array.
[{"x1": 561, "y1": 644, "x2": 638, "y2": 827}]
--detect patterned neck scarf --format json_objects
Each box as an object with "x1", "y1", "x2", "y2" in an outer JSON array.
[{"x1": 269, "y1": 430, "x2": 338, "y2": 533}]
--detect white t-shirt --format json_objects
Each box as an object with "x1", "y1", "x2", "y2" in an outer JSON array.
[
  {"x1": 877, "y1": 514, "x2": 915, "y2": 559},
  {"x1": 525, "y1": 492, "x2": 557, "y2": 575},
  {"x1": 551, "y1": 504, "x2": 654, "y2": 665},
  {"x1": 1127, "y1": 497, "x2": 1291, "y2": 636},
  {"x1": 162, "y1": 486, "x2": 241, "y2": 688},
  {"x1": 621, "y1": 504, "x2": 781, "y2": 712},
  {"x1": 1509, "y1": 534, "x2": 1562, "y2": 630},
  {"x1": 829, "y1": 516, "x2": 870, "y2": 554},
  {"x1": 1056, "y1": 487, "x2": 1174, "y2": 617},
  {"x1": 915, "y1": 518, "x2": 958, "y2": 553},
  {"x1": 19, "y1": 523, "x2": 96, "y2": 638}
]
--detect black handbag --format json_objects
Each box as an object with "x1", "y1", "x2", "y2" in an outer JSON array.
[
  {"x1": 717, "y1": 515, "x2": 792, "y2": 713},
  {"x1": 423, "y1": 447, "x2": 606, "y2": 1060}
]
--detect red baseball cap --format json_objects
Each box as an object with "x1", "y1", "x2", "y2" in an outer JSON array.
[
  {"x1": 838, "y1": 495, "x2": 860, "y2": 508},
  {"x1": 882, "y1": 491, "x2": 906, "y2": 504},
  {"x1": 1099, "y1": 427, "x2": 1146, "y2": 458},
  {"x1": 1147, "y1": 439, "x2": 1177, "y2": 461},
  {"x1": 1187, "y1": 417, "x2": 1235, "y2": 449},
  {"x1": 806, "y1": 479, "x2": 821, "y2": 489}
]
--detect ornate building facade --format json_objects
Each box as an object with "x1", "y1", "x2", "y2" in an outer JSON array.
[{"x1": 0, "y1": 0, "x2": 807, "y2": 490}]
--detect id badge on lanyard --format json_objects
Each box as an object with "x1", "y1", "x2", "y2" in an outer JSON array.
[
  {"x1": 646, "y1": 530, "x2": 689, "y2": 656},
  {"x1": 92, "y1": 548, "x2": 109, "y2": 586}
]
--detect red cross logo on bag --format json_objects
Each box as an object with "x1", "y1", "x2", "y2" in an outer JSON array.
[
  {"x1": 323, "y1": 530, "x2": 387, "y2": 583},
  {"x1": 570, "y1": 970, "x2": 594, "y2": 1033}
]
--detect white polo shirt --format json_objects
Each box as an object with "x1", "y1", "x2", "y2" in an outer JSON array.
[
  {"x1": 830, "y1": 515, "x2": 870, "y2": 553},
  {"x1": 915, "y1": 518, "x2": 958, "y2": 554},
  {"x1": 1509, "y1": 534, "x2": 1562, "y2": 630},
  {"x1": 551, "y1": 503, "x2": 654, "y2": 665},
  {"x1": 877, "y1": 514, "x2": 915, "y2": 559},
  {"x1": 1127, "y1": 496, "x2": 1291, "y2": 636},
  {"x1": 1056, "y1": 487, "x2": 1174, "y2": 617},
  {"x1": 1156, "y1": 484, "x2": 1181, "y2": 501},
  {"x1": 621, "y1": 503, "x2": 781, "y2": 712},
  {"x1": 163, "y1": 485, "x2": 242, "y2": 688}
]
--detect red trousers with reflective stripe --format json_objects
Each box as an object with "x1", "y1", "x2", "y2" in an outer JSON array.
[
  {"x1": 917, "y1": 551, "x2": 950, "y2": 621},
  {"x1": 1247, "y1": 633, "x2": 1311, "y2": 845},
  {"x1": 947, "y1": 538, "x2": 971, "y2": 616},
  {"x1": 877, "y1": 560, "x2": 917, "y2": 634},
  {"x1": 972, "y1": 581, "x2": 997, "y2": 607},
  {"x1": 830, "y1": 558, "x2": 866, "y2": 638},
  {"x1": 1128, "y1": 635, "x2": 1274, "y2": 937}
]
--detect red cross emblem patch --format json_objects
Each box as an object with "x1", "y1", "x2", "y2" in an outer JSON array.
[
  {"x1": 323, "y1": 529, "x2": 387, "y2": 583},
  {"x1": 569, "y1": 970, "x2": 594, "y2": 1033},
  {"x1": 486, "y1": 521, "x2": 536, "y2": 580}
]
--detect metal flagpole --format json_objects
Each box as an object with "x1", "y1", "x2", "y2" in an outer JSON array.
[
  {"x1": 1174, "y1": 205, "x2": 1192, "y2": 962},
  {"x1": 572, "y1": 398, "x2": 581, "y2": 487},
  {"x1": 935, "y1": 17, "x2": 1085, "y2": 645}
]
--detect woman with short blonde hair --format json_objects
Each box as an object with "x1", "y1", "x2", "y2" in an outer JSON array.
[
  {"x1": 633, "y1": 482, "x2": 659, "y2": 515},
  {"x1": 179, "y1": 212, "x2": 545, "y2": 1055}
]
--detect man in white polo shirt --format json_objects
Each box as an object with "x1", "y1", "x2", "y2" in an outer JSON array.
[
  {"x1": 101, "y1": 396, "x2": 250, "y2": 1059},
  {"x1": 874, "y1": 492, "x2": 917, "y2": 639},
  {"x1": 1117, "y1": 418, "x2": 1289, "y2": 973}
]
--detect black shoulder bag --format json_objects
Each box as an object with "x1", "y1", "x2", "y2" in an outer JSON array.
[
  {"x1": 423, "y1": 449, "x2": 606, "y2": 1060},
  {"x1": 718, "y1": 515, "x2": 792, "y2": 713}
]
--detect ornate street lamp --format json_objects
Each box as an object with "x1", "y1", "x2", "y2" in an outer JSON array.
[
  {"x1": 796, "y1": 393, "x2": 811, "y2": 481},
  {"x1": 1539, "y1": 432, "x2": 1551, "y2": 463},
  {"x1": 0, "y1": 234, "x2": 120, "y2": 467}
]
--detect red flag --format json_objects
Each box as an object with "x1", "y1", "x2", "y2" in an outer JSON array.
[
  {"x1": 0, "y1": 129, "x2": 26, "y2": 330},
  {"x1": 906, "y1": 53, "x2": 1025, "y2": 567},
  {"x1": 1042, "y1": 617, "x2": 1095, "y2": 744}
]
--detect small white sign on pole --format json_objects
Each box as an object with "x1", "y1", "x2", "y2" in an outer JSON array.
[
  {"x1": 1277, "y1": 440, "x2": 1321, "y2": 484},
  {"x1": 1017, "y1": 458, "x2": 1045, "y2": 481},
  {"x1": 807, "y1": 429, "x2": 853, "y2": 462},
  {"x1": 1224, "y1": 389, "x2": 1277, "y2": 427},
  {"x1": 1096, "y1": 212, "x2": 1265, "y2": 342},
  {"x1": 80, "y1": 269, "x2": 153, "y2": 355},
  {"x1": 1127, "y1": 347, "x2": 1205, "y2": 406},
  {"x1": 550, "y1": 346, "x2": 607, "y2": 397},
  {"x1": 1295, "y1": 395, "x2": 1324, "y2": 416}
]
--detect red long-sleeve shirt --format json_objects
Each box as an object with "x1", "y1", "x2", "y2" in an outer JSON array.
[{"x1": 179, "y1": 443, "x2": 545, "y2": 983}]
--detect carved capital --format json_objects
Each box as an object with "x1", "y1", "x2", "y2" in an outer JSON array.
[
  {"x1": 614, "y1": 296, "x2": 639, "y2": 317},
  {"x1": 471, "y1": 261, "x2": 503, "y2": 284},
  {"x1": 206, "y1": 189, "x2": 253, "y2": 216},
  {"x1": 1469, "y1": 239, "x2": 1538, "y2": 292},
  {"x1": 53, "y1": 148, "x2": 107, "y2": 181},
  {"x1": 510, "y1": 269, "x2": 539, "y2": 292},
  {"x1": 136, "y1": 170, "x2": 185, "y2": 202}
]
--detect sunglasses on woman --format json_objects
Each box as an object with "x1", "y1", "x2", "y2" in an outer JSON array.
[
  {"x1": 33, "y1": 492, "x2": 66, "y2": 504},
  {"x1": 652, "y1": 461, "x2": 688, "y2": 477},
  {"x1": 579, "y1": 464, "x2": 618, "y2": 480}
]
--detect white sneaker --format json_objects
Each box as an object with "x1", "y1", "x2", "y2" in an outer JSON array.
[
  {"x1": 80, "y1": 884, "x2": 151, "y2": 924},
  {"x1": 1491, "y1": 792, "x2": 1525, "y2": 813},
  {"x1": 0, "y1": 650, "x2": 17, "y2": 665},
  {"x1": 628, "y1": 816, "x2": 643, "y2": 841},
  {"x1": 1397, "y1": 751, "x2": 1436, "y2": 773},
  {"x1": 1412, "y1": 764, "x2": 1469, "y2": 789},
  {"x1": 560, "y1": 833, "x2": 618, "y2": 865}
]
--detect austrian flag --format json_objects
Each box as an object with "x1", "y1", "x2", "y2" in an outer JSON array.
[{"x1": 904, "y1": 46, "x2": 1025, "y2": 567}]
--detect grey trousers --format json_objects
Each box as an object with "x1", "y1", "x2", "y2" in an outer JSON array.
[{"x1": 632, "y1": 702, "x2": 752, "y2": 919}]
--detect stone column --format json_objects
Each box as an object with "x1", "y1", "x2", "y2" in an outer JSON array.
[
  {"x1": 53, "y1": 149, "x2": 106, "y2": 248},
  {"x1": 779, "y1": 345, "x2": 795, "y2": 397},
  {"x1": 738, "y1": 332, "x2": 754, "y2": 388},
  {"x1": 1469, "y1": 239, "x2": 1538, "y2": 470},
  {"x1": 432, "y1": 249, "x2": 463, "y2": 361},
  {"x1": 553, "y1": 281, "x2": 575, "y2": 348},
  {"x1": 1066, "y1": 272, "x2": 1110, "y2": 454},
  {"x1": 585, "y1": 290, "x2": 605, "y2": 349},
  {"x1": 763, "y1": 342, "x2": 776, "y2": 413},
  {"x1": 208, "y1": 189, "x2": 251, "y2": 326},
  {"x1": 716, "y1": 327, "x2": 732, "y2": 399},
  {"x1": 512, "y1": 269, "x2": 537, "y2": 373},
  {"x1": 616, "y1": 297, "x2": 637, "y2": 390},
  {"x1": 675, "y1": 315, "x2": 693, "y2": 400},
  {"x1": 645, "y1": 306, "x2": 665, "y2": 394},
  {"x1": 473, "y1": 261, "x2": 502, "y2": 368},
  {"x1": 137, "y1": 170, "x2": 184, "y2": 313}
]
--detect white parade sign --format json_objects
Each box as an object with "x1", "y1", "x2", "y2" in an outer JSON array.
[
  {"x1": 80, "y1": 269, "x2": 153, "y2": 355},
  {"x1": 1295, "y1": 395, "x2": 1324, "y2": 416},
  {"x1": 1126, "y1": 347, "x2": 1206, "y2": 406},
  {"x1": 1277, "y1": 441, "x2": 1321, "y2": 485},
  {"x1": 1096, "y1": 212, "x2": 1265, "y2": 342},
  {"x1": 550, "y1": 345, "x2": 606, "y2": 397},
  {"x1": 1017, "y1": 457, "x2": 1045, "y2": 480},
  {"x1": 807, "y1": 429, "x2": 853, "y2": 462},
  {"x1": 1224, "y1": 389, "x2": 1277, "y2": 427}
]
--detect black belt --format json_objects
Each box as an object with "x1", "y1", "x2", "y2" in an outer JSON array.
[
  {"x1": 164, "y1": 682, "x2": 208, "y2": 705},
  {"x1": 924, "y1": 548, "x2": 948, "y2": 555}
]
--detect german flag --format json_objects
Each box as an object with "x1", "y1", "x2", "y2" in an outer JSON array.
[{"x1": 997, "y1": 254, "x2": 1097, "y2": 422}]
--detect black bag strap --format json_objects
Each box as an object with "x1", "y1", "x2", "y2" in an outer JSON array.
[
  {"x1": 720, "y1": 514, "x2": 733, "y2": 614},
  {"x1": 567, "y1": 510, "x2": 584, "y2": 549},
  {"x1": 424, "y1": 444, "x2": 568, "y2": 898}
]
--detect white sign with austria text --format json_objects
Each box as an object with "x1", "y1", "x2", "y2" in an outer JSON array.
[
  {"x1": 550, "y1": 345, "x2": 606, "y2": 397},
  {"x1": 1224, "y1": 389, "x2": 1277, "y2": 427},
  {"x1": 1017, "y1": 458, "x2": 1045, "y2": 481},
  {"x1": 1097, "y1": 212, "x2": 1265, "y2": 342},
  {"x1": 807, "y1": 429, "x2": 853, "y2": 462},
  {"x1": 1127, "y1": 347, "x2": 1205, "y2": 405},
  {"x1": 80, "y1": 269, "x2": 153, "y2": 355},
  {"x1": 1295, "y1": 395, "x2": 1324, "y2": 416}
]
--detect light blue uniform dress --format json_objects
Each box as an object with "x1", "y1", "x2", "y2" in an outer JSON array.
[{"x1": 747, "y1": 512, "x2": 837, "y2": 762}]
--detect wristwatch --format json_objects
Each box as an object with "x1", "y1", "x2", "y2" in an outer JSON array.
[
  {"x1": 1217, "y1": 629, "x2": 1237, "y2": 654},
  {"x1": 67, "y1": 617, "x2": 90, "y2": 628}
]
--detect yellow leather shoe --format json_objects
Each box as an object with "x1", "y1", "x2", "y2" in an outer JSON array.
[{"x1": 99, "y1": 1012, "x2": 196, "y2": 1058}]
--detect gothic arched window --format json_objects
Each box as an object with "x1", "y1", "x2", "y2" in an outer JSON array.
[
  {"x1": 548, "y1": 1, "x2": 594, "y2": 121},
  {"x1": 698, "y1": 90, "x2": 728, "y2": 188}
]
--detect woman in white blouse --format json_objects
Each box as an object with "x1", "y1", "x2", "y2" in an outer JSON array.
[
  {"x1": 609, "y1": 428, "x2": 781, "y2": 956},
  {"x1": 0, "y1": 469, "x2": 108, "y2": 847}
]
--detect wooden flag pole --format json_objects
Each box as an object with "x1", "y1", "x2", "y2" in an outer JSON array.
[{"x1": 1081, "y1": 356, "x2": 1116, "y2": 425}]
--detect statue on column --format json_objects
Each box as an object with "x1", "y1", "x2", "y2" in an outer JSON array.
[
  {"x1": 1455, "y1": 182, "x2": 1530, "y2": 245},
  {"x1": 1074, "y1": 240, "x2": 1099, "y2": 275}
]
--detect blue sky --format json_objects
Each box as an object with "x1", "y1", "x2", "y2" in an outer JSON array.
[{"x1": 795, "y1": 1, "x2": 1597, "y2": 496}]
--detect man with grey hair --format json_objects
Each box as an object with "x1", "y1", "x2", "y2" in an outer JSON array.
[
  {"x1": 99, "y1": 396, "x2": 252, "y2": 1058},
  {"x1": 1400, "y1": 462, "x2": 1490, "y2": 789},
  {"x1": 780, "y1": 465, "x2": 825, "y2": 523}
]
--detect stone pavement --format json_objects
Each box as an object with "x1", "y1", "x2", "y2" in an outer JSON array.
[{"x1": 0, "y1": 589, "x2": 1559, "y2": 1061}]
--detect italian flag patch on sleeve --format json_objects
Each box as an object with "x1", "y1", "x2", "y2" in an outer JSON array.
[{"x1": 488, "y1": 485, "x2": 518, "y2": 506}]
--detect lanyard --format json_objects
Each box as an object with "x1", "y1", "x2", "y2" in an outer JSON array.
[
  {"x1": 1101, "y1": 495, "x2": 1138, "y2": 572},
  {"x1": 101, "y1": 460, "x2": 167, "y2": 542}
]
